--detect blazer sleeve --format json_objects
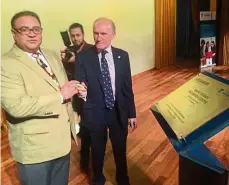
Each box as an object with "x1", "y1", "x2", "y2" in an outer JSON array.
[
  {"x1": 123, "y1": 52, "x2": 136, "y2": 118},
  {"x1": 1, "y1": 58, "x2": 62, "y2": 118},
  {"x1": 73, "y1": 53, "x2": 87, "y2": 113},
  {"x1": 75, "y1": 53, "x2": 87, "y2": 84}
]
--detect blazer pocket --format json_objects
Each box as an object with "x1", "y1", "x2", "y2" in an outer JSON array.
[
  {"x1": 23, "y1": 126, "x2": 51, "y2": 149},
  {"x1": 23, "y1": 126, "x2": 50, "y2": 135}
]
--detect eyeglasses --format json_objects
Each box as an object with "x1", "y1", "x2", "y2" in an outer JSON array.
[{"x1": 13, "y1": 26, "x2": 43, "y2": 35}]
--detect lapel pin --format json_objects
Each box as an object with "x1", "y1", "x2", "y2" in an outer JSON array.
[{"x1": 118, "y1": 56, "x2": 121, "y2": 59}]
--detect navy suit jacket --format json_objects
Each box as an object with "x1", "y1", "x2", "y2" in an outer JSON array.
[{"x1": 75, "y1": 46, "x2": 136, "y2": 129}]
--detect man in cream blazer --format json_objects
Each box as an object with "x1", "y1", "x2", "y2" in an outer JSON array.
[{"x1": 1, "y1": 10, "x2": 85, "y2": 185}]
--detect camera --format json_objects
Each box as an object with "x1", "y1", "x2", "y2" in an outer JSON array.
[
  {"x1": 64, "y1": 47, "x2": 76, "y2": 60},
  {"x1": 60, "y1": 31, "x2": 76, "y2": 60}
]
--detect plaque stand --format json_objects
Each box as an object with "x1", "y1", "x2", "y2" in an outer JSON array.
[
  {"x1": 151, "y1": 72, "x2": 229, "y2": 185},
  {"x1": 179, "y1": 146, "x2": 228, "y2": 185}
]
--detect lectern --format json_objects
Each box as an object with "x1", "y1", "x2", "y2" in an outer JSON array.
[{"x1": 151, "y1": 72, "x2": 229, "y2": 185}]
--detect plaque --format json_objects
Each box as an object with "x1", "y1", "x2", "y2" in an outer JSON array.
[{"x1": 156, "y1": 73, "x2": 229, "y2": 139}]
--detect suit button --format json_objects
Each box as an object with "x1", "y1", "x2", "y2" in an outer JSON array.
[{"x1": 68, "y1": 119, "x2": 70, "y2": 122}]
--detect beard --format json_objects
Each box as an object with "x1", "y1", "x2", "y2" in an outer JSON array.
[{"x1": 73, "y1": 41, "x2": 84, "y2": 47}]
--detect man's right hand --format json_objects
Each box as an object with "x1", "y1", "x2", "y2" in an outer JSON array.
[{"x1": 60, "y1": 81, "x2": 80, "y2": 101}]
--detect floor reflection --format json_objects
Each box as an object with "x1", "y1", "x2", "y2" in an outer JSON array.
[{"x1": 205, "y1": 127, "x2": 229, "y2": 170}]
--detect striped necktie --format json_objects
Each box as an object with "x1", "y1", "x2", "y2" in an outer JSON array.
[{"x1": 32, "y1": 52, "x2": 59, "y2": 86}]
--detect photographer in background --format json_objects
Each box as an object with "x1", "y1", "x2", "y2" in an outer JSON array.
[
  {"x1": 61, "y1": 23, "x2": 93, "y2": 180},
  {"x1": 60, "y1": 23, "x2": 93, "y2": 80}
]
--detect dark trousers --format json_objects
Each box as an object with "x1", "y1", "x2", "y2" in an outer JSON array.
[
  {"x1": 17, "y1": 153, "x2": 70, "y2": 185},
  {"x1": 84, "y1": 107, "x2": 129, "y2": 185},
  {"x1": 79, "y1": 124, "x2": 91, "y2": 174}
]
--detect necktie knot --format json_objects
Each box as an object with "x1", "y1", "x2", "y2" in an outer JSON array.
[
  {"x1": 101, "y1": 50, "x2": 108, "y2": 59},
  {"x1": 32, "y1": 52, "x2": 47, "y2": 69},
  {"x1": 31, "y1": 52, "x2": 40, "y2": 59}
]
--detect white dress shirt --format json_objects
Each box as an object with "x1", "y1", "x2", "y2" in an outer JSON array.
[
  {"x1": 27, "y1": 51, "x2": 54, "y2": 77},
  {"x1": 26, "y1": 50, "x2": 65, "y2": 103},
  {"x1": 27, "y1": 51, "x2": 50, "y2": 66}
]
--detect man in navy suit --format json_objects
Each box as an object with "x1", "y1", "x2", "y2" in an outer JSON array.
[{"x1": 75, "y1": 17, "x2": 137, "y2": 185}]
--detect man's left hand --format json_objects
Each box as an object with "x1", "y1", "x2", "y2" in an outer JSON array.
[{"x1": 128, "y1": 118, "x2": 137, "y2": 132}]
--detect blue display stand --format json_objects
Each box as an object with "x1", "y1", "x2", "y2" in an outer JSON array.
[{"x1": 151, "y1": 72, "x2": 229, "y2": 185}]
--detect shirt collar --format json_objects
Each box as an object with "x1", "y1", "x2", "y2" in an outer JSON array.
[
  {"x1": 98, "y1": 45, "x2": 112, "y2": 55},
  {"x1": 77, "y1": 41, "x2": 85, "y2": 53},
  {"x1": 105, "y1": 45, "x2": 112, "y2": 54},
  {"x1": 26, "y1": 50, "x2": 41, "y2": 58}
]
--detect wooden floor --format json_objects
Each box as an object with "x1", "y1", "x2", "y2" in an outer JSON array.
[{"x1": 1, "y1": 64, "x2": 229, "y2": 185}]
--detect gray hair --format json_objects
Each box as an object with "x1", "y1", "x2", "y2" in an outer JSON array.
[{"x1": 93, "y1": 17, "x2": 116, "y2": 33}]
